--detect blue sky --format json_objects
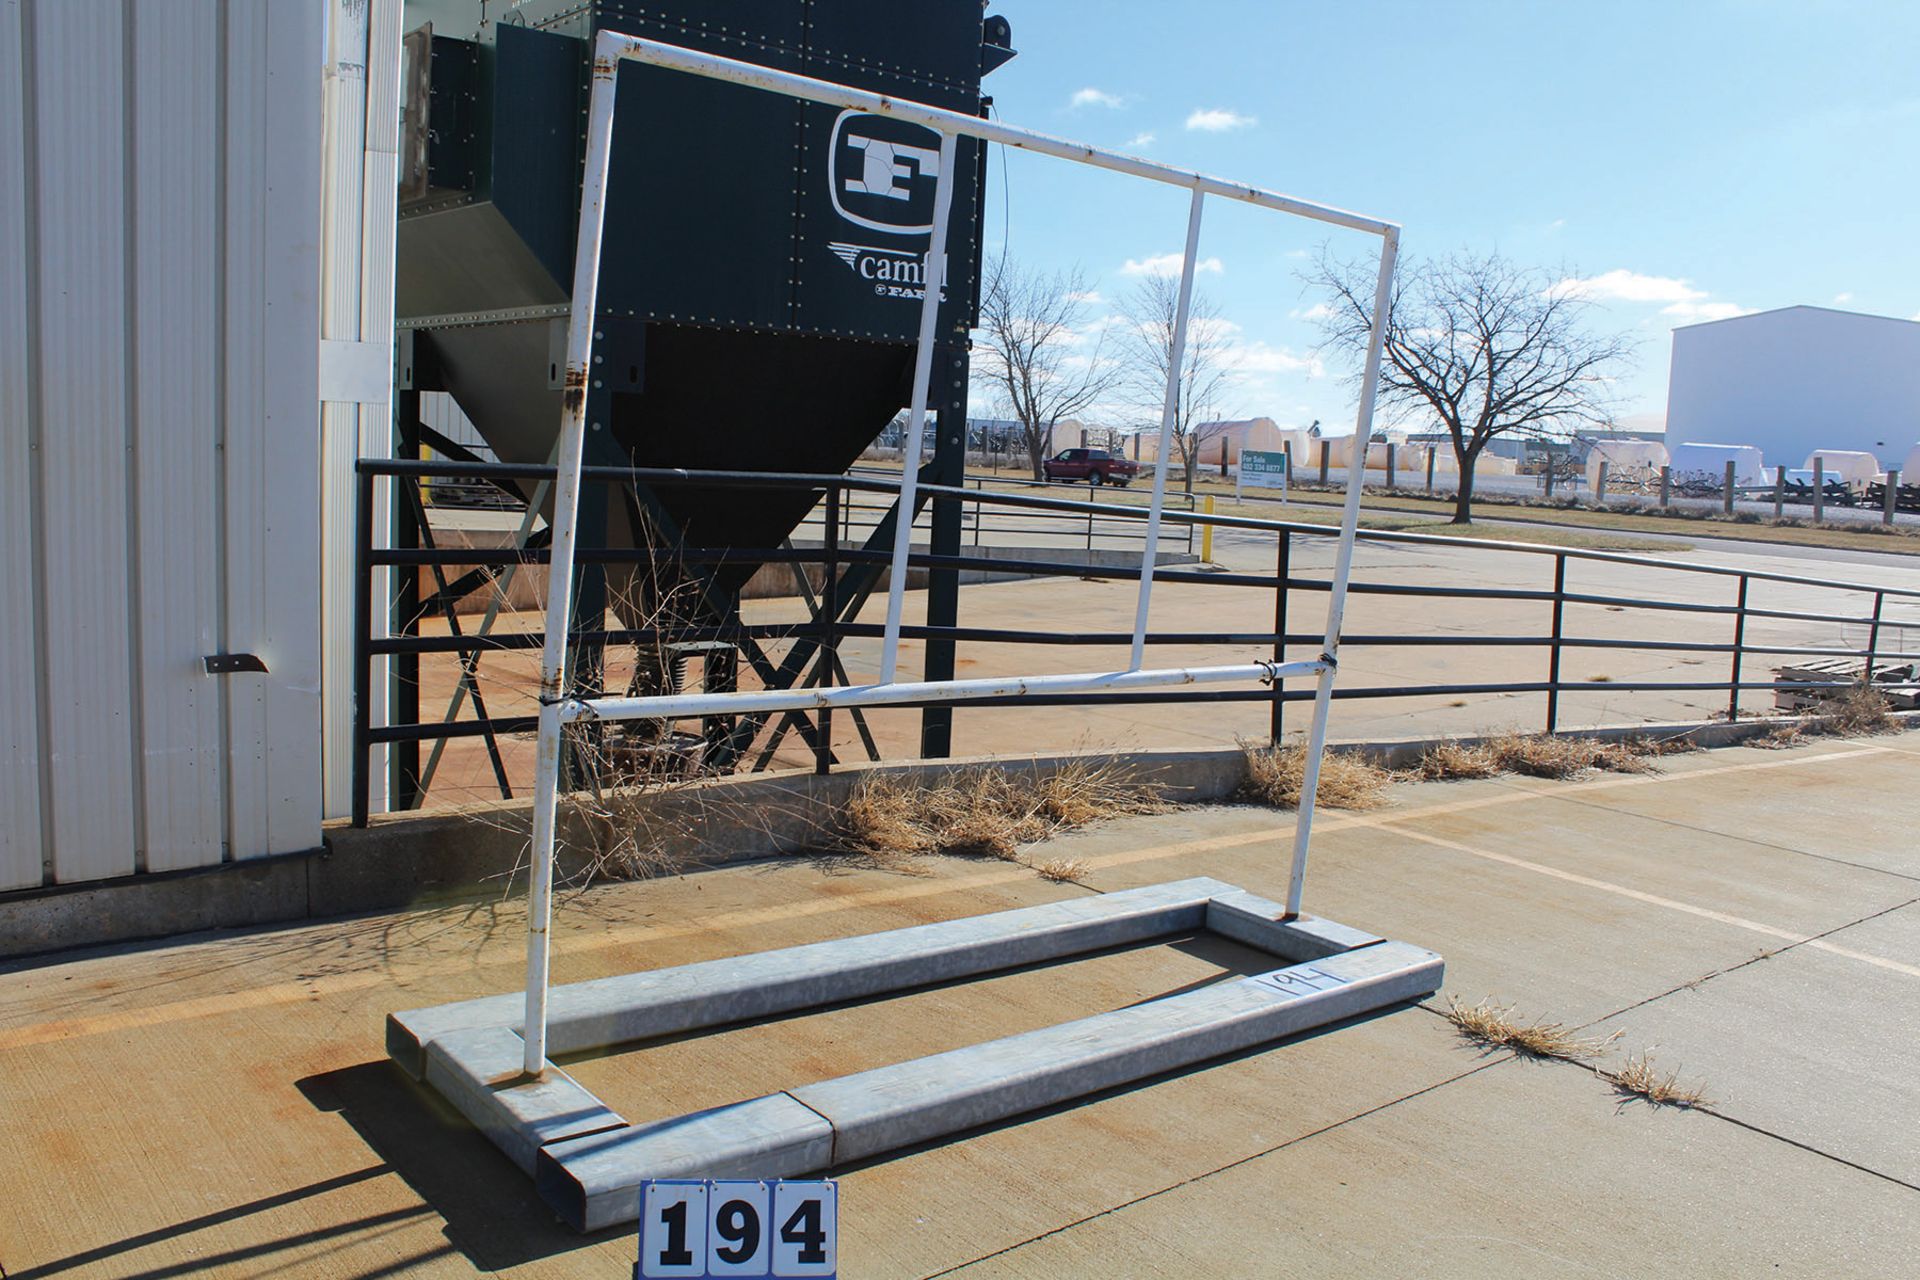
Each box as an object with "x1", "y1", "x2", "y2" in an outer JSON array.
[{"x1": 975, "y1": 0, "x2": 1920, "y2": 434}]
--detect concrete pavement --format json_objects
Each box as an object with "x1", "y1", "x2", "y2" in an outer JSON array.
[{"x1": 2, "y1": 730, "x2": 1915, "y2": 1276}]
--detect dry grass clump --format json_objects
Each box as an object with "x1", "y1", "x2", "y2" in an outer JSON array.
[
  {"x1": 1031, "y1": 857, "x2": 1089, "y2": 884},
  {"x1": 1414, "y1": 731, "x2": 1695, "y2": 783},
  {"x1": 832, "y1": 758, "x2": 1168, "y2": 872},
  {"x1": 1484, "y1": 732, "x2": 1656, "y2": 779},
  {"x1": 1239, "y1": 741, "x2": 1390, "y2": 810},
  {"x1": 1445, "y1": 997, "x2": 1621, "y2": 1062},
  {"x1": 1412, "y1": 739, "x2": 1503, "y2": 781},
  {"x1": 1605, "y1": 1053, "x2": 1713, "y2": 1108},
  {"x1": 1757, "y1": 683, "x2": 1897, "y2": 749},
  {"x1": 1815, "y1": 682, "x2": 1896, "y2": 736}
]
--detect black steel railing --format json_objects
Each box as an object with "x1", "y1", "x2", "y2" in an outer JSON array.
[{"x1": 351, "y1": 460, "x2": 1920, "y2": 825}]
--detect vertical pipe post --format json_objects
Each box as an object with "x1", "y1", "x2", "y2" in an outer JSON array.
[
  {"x1": 879, "y1": 129, "x2": 961, "y2": 684},
  {"x1": 1728, "y1": 576, "x2": 1748, "y2": 722},
  {"x1": 1545, "y1": 553, "x2": 1567, "y2": 734},
  {"x1": 1659, "y1": 465, "x2": 1672, "y2": 508},
  {"x1": 1723, "y1": 460, "x2": 1736, "y2": 516},
  {"x1": 1129, "y1": 186, "x2": 1207, "y2": 672},
  {"x1": 1319, "y1": 445, "x2": 1330, "y2": 486},
  {"x1": 1774, "y1": 467, "x2": 1786, "y2": 519},
  {"x1": 1286, "y1": 230, "x2": 1398, "y2": 917},
  {"x1": 1385, "y1": 443, "x2": 1396, "y2": 490},
  {"x1": 1270, "y1": 528, "x2": 1290, "y2": 744},
  {"x1": 1544, "y1": 458, "x2": 1555, "y2": 499},
  {"x1": 522, "y1": 31, "x2": 625, "y2": 1079},
  {"x1": 1813, "y1": 457, "x2": 1825, "y2": 522},
  {"x1": 1865, "y1": 590, "x2": 1884, "y2": 688},
  {"x1": 351, "y1": 468, "x2": 374, "y2": 828},
  {"x1": 391, "y1": 399, "x2": 422, "y2": 809},
  {"x1": 815, "y1": 485, "x2": 840, "y2": 776},
  {"x1": 1425, "y1": 445, "x2": 1436, "y2": 494},
  {"x1": 1884, "y1": 469, "x2": 1900, "y2": 525},
  {"x1": 1595, "y1": 459, "x2": 1609, "y2": 503}
]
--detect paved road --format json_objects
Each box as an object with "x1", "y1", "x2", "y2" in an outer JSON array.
[{"x1": 3, "y1": 731, "x2": 1915, "y2": 1276}]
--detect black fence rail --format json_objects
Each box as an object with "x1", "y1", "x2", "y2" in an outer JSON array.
[{"x1": 352, "y1": 460, "x2": 1920, "y2": 825}]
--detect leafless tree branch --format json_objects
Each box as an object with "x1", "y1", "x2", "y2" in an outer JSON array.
[
  {"x1": 974, "y1": 256, "x2": 1120, "y2": 479},
  {"x1": 1305, "y1": 248, "x2": 1633, "y2": 522}
]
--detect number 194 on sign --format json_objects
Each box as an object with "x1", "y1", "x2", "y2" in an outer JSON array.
[{"x1": 636, "y1": 1179, "x2": 837, "y2": 1279}]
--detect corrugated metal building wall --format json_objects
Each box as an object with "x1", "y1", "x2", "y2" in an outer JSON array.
[{"x1": 0, "y1": 0, "x2": 338, "y2": 889}]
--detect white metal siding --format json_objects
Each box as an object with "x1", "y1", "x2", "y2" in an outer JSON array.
[
  {"x1": 0, "y1": 0, "x2": 44, "y2": 890},
  {"x1": 34, "y1": 0, "x2": 139, "y2": 882},
  {"x1": 0, "y1": 0, "x2": 329, "y2": 886},
  {"x1": 224, "y1": 0, "x2": 326, "y2": 859},
  {"x1": 134, "y1": 0, "x2": 224, "y2": 872},
  {"x1": 318, "y1": 0, "x2": 404, "y2": 821}
]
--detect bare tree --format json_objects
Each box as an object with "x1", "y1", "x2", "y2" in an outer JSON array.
[
  {"x1": 1116, "y1": 272, "x2": 1234, "y2": 493},
  {"x1": 1305, "y1": 249, "x2": 1631, "y2": 522},
  {"x1": 974, "y1": 258, "x2": 1117, "y2": 480}
]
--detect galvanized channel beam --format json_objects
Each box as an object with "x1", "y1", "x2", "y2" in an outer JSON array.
[
  {"x1": 536, "y1": 940, "x2": 1441, "y2": 1231},
  {"x1": 389, "y1": 879, "x2": 1439, "y2": 1233}
]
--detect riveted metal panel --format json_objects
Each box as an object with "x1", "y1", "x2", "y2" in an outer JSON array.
[{"x1": 0, "y1": 0, "x2": 44, "y2": 890}]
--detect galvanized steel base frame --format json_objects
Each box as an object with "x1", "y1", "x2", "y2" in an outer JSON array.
[{"x1": 389, "y1": 877, "x2": 1443, "y2": 1232}]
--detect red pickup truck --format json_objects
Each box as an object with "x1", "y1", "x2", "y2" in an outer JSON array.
[{"x1": 1042, "y1": 447, "x2": 1140, "y2": 486}]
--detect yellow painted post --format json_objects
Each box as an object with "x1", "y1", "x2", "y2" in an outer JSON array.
[{"x1": 1201, "y1": 495, "x2": 1215, "y2": 562}]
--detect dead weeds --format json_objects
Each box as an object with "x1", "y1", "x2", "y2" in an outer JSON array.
[
  {"x1": 1415, "y1": 731, "x2": 1698, "y2": 782},
  {"x1": 1604, "y1": 1053, "x2": 1713, "y2": 1108},
  {"x1": 1239, "y1": 740, "x2": 1390, "y2": 810},
  {"x1": 831, "y1": 758, "x2": 1169, "y2": 876},
  {"x1": 1756, "y1": 683, "x2": 1897, "y2": 749},
  {"x1": 1444, "y1": 997, "x2": 1622, "y2": 1062}
]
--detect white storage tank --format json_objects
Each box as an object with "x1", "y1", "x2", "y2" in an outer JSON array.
[{"x1": 1668, "y1": 442, "x2": 1767, "y2": 487}]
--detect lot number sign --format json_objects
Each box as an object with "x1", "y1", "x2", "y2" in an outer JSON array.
[{"x1": 637, "y1": 1180, "x2": 837, "y2": 1279}]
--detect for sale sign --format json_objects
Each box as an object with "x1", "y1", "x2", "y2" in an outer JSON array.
[{"x1": 1240, "y1": 450, "x2": 1289, "y2": 488}]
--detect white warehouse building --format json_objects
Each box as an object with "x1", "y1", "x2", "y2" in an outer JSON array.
[{"x1": 1664, "y1": 305, "x2": 1920, "y2": 471}]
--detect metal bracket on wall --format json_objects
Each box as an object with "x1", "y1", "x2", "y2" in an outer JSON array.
[{"x1": 202, "y1": 654, "x2": 268, "y2": 675}]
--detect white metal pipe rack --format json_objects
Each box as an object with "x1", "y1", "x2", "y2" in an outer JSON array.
[{"x1": 518, "y1": 29, "x2": 1401, "y2": 1076}]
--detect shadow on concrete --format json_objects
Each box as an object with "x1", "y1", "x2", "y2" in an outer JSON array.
[
  {"x1": 2, "y1": 1165, "x2": 439, "y2": 1280},
  {"x1": 293, "y1": 1060, "x2": 628, "y2": 1270}
]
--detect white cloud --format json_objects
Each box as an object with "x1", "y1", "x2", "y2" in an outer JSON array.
[
  {"x1": 1125, "y1": 131, "x2": 1156, "y2": 149},
  {"x1": 1120, "y1": 253, "x2": 1225, "y2": 277},
  {"x1": 1661, "y1": 300, "x2": 1754, "y2": 322},
  {"x1": 1284, "y1": 248, "x2": 1310, "y2": 259},
  {"x1": 1290, "y1": 302, "x2": 1335, "y2": 321},
  {"x1": 1549, "y1": 218, "x2": 1567, "y2": 229},
  {"x1": 1185, "y1": 108, "x2": 1256, "y2": 132},
  {"x1": 1228, "y1": 341, "x2": 1325, "y2": 378},
  {"x1": 1549, "y1": 269, "x2": 1705, "y2": 304},
  {"x1": 1065, "y1": 289, "x2": 1105, "y2": 305},
  {"x1": 1071, "y1": 87, "x2": 1125, "y2": 110},
  {"x1": 1832, "y1": 292, "x2": 1854, "y2": 304}
]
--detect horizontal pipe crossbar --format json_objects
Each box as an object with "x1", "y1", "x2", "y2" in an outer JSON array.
[{"x1": 561, "y1": 660, "x2": 1326, "y2": 725}]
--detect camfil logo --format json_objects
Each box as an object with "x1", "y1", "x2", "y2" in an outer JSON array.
[{"x1": 829, "y1": 109, "x2": 944, "y2": 234}]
